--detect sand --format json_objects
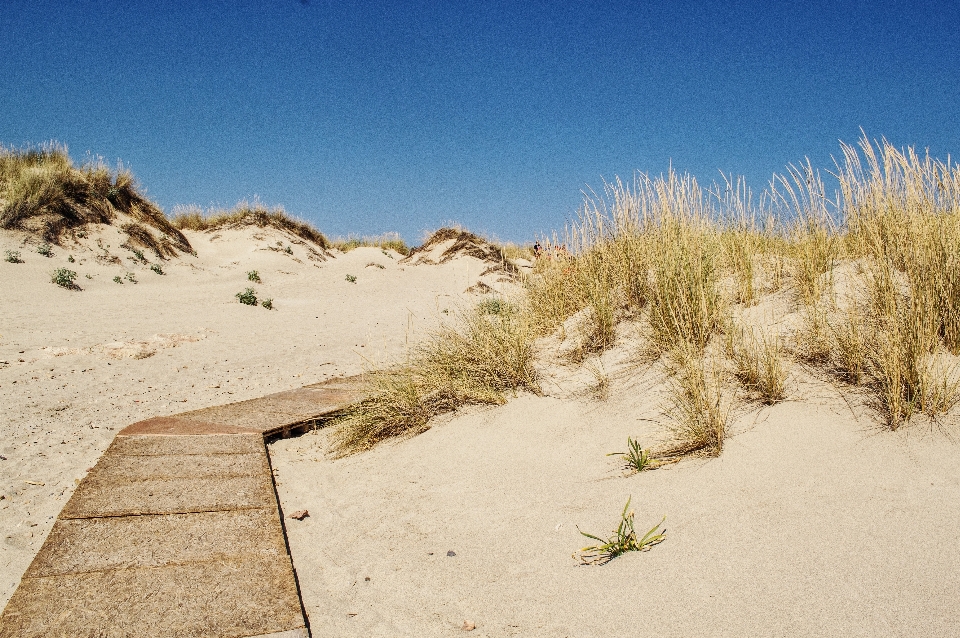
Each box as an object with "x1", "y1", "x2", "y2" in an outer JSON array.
[
  {"x1": 0, "y1": 224, "x2": 504, "y2": 607},
  {"x1": 3, "y1": 225, "x2": 960, "y2": 636}
]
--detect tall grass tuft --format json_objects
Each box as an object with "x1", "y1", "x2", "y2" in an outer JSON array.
[
  {"x1": 0, "y1": 143, "x2": 191, "y2": 255},
  {"x1": 171, "y1": 201, "x2": 329, "y2": 249},
  {"x1": 331, "y1": 233, "x2": 410, "y2": 255},
  {"x1": 662, "y1": 342, "x2": 728, "y2": 456},
  {"x1": 333, "y1": 303, "x2": 540, "y2": 453},
  {"x1": 725, "y1": 323, "x2": 787, "y2": 404}
]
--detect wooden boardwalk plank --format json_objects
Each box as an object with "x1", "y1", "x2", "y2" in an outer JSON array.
[{"x1": 0, "y1": 375, "x2": 366, "y2": 638}]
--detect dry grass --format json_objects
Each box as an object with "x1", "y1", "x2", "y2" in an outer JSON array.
[
  {"x1": 170, "y1": 201, "x2": 329, "y2": 249},
  {"x1": 331, "y1": 233, "x2": 410, "y2": 255},
  {"x1": 524, "y1": 134, "x2": 960, "y2": 437},
  {"x1": 0, "y1": 143, "x2": 191, "y2": 256},
  {"x1": 333, "y1": 302, "x2": 540, "y2": 454},
  {"x1": 335, "y1": 134, "x2": 960, "y2": 453},
  {"x1": 661, "y1": 341, "x2": 729, "y2": 457},
  {"x1": 724, "y1": 322, "x2": 787, "y2": 405}
]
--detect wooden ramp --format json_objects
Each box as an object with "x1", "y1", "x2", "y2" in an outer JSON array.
[{"x1": 0, "y1": 376, "x2": 365, "y2": 638}]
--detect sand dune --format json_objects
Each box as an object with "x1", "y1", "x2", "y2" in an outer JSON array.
[
  {"x1": 0, "y1": 224, "x2": 509, "y2": 607},
  {"x1": 3, "y1": 221, "x2": 960, "y2": 637}
]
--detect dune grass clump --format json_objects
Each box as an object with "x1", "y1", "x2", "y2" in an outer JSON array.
[
  {"x1": 331, "y1": 232, "x2": 409, "y2": 255},
  {"x1": 0, "y1": 143, "x2": 191, "y2": 255},
  {"x1": 785, "y1": 138, "x2": 960, "y2": 429},
  {"x1": 171, "y1": 201, "x2": 329, "y2": 249},
  {"x1": 662, "y1": 342, "x2": 728, "y2": 456},
  {"x1": 725, "y1": 323, "x2": 787, "y2": 404},
  {"x1": 4, "y1": 249, "x2": 22, "y2": 263},
  {"x1": 525, "y1": 135, "x2": 960, "y2": 438},
  {"x1": 333, "y1": 303, "x2": 539, "y2": 454},
  {"x1": 576, "y1": 497, "x2": 666, "y2": 565}
]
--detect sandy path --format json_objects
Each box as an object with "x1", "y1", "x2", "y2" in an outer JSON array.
[
  {"x1": 270, "y1": 378, "x2": 960, "y2": 637},
  {"x1": 0, "y1": 226, "x2": 497, "y2": 607}
]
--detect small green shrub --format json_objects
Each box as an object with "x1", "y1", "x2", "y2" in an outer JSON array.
[
  {"x1": 130, "y1": 248, "x2": 146, "y2": 263},
  {"x1": 478, "y1": 298, "x2": 511, "y2": 315},
  {"x1": 4, "y1": 250, "x2": 23, "y2": 263},
  {"x1": 576, "y1": 497, "x2": 666, "y2": 565},
  {"x1": 261, "y1": 298, "x2": 273, "y2": 310},
  {"x1": 382, "y1": 249, "x2": 394, "y2": 259},
  {"x1": 608, "y1": 437, "x2": 654, "y2": 473},
  {"x1": 247, "y1": 270, "x2": 261, "y2": 282},
  {"x1": 150, "y1": 263, "x2": 164, "y2": 275},
  {"x1": 284, "y1": 245, "x2": 293, "y2": 255},
  {"x1": 51, "y1": 268, "x2": 78, "y2": 289},
  {"x1": 113, "y1": 275, "x2": 123, "y2": 284},
  {"x1": 366, "y1": 262, "x2": 385, "y2": 269},
  {"x1": 236, "y1": 287, "x2": 258, "y2": 305},
  {"x1": 345, "y1": 274, "x2": 357, "y2": 283},
  {"x1": 67, "y1": 255, "x2": 75, "y2": 263},
  {"x1": 85, "y1": 274, "x2": 92, "y2": 279},
  {"x1": 124, "y1": 272, "x2": 137, "y2": 284},
  {"x1": 37, "y1": 243, "x2": 53, "y2": 257}
]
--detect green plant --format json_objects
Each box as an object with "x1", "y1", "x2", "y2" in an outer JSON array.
[
  {"x1": 124, "y1": 272, "x2": 137, "y2": 284},
  {"x1": 608, "y1": 437, "x2": 653, "y2": 473},
  {"x1": 345, "y1": 274, "x2": 357, "y2": 283},
  {"x1": 261, "y1": 298, "x2": 273, "y2": 310},
  {"x1": 130, "y1": 248, "x2": 146, "y2": 263},
  {"x1": 4, "y1": 249, "x2": 22, "y2": 263},
  {"x1": 284, "y1": 245, "x2": 293, "y2": 255},
  {"x1": 477, "y1": 298, "x2": 511, "y2": 315},
  {"x1": 51, "y1": 267, "x2": 78, "y2": 289},
  {"x1": 247, "y1": 270, "x2": 261, "y2": 282},
  {"x1": 382, "y1": 249, "x2": 394, "y2": 259},
  {"x1": 577, "y1": 497, "x2": 666, "y2": 565},
  {"x1": 67, "y1": 254, "x2": 75, "y2": 263},
  {"x1": 150, "y1": 263, "x2": 164, "y2": 275},
  {"x1": 366, "y1": 262, "x2": 385, "y2": 269},
  {"x1": 236, "y1": 287, "x2": 258, "y2": 305},
  {"x1": 85, "y1": 274, "x2": 92, "y2": 279},
  {"x1": 37, "y1": 242, "x2": 53, "y2": 257},
  {"x1": 113, "y1": 275, "x2": 123, "y2": 284}
]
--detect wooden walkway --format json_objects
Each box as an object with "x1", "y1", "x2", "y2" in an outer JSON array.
[{"x1": 0, "y1": 376, "x2": 365, "y2": 638}]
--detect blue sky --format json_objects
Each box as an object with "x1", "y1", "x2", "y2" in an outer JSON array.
[{"x1": 2, "y1": 1, "x2": 958, "y2": 242}]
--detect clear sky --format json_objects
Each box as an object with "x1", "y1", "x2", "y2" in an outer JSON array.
[{"x1": 2, "y1": 1, "x2": 958, "y2": 242}]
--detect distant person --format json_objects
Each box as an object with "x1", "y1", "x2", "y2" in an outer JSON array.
[{"x1": 533, "y1": 241, "x2": 542, "y2": 258}]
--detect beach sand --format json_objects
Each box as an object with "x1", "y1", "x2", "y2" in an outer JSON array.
[
  {"x1": 3, "y1": 225, "x2": 960, "y2": 636},
  {"x1": 0, "y1": 225, "x2": 502, "y2": 608}
]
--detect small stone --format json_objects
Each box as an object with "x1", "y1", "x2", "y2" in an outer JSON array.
[
  {"x1": 289, "y1": 509, "x2": 309, "y2": 520},
  {"x1": 364, "y1": 576, "x2": 370, "y2": 581},
  {"x1": 446, "y1": 550, "x2": 456, "y2": 557},
  {"x1": 461, "y1": 621, "x2": 476, "y2": 631}
]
